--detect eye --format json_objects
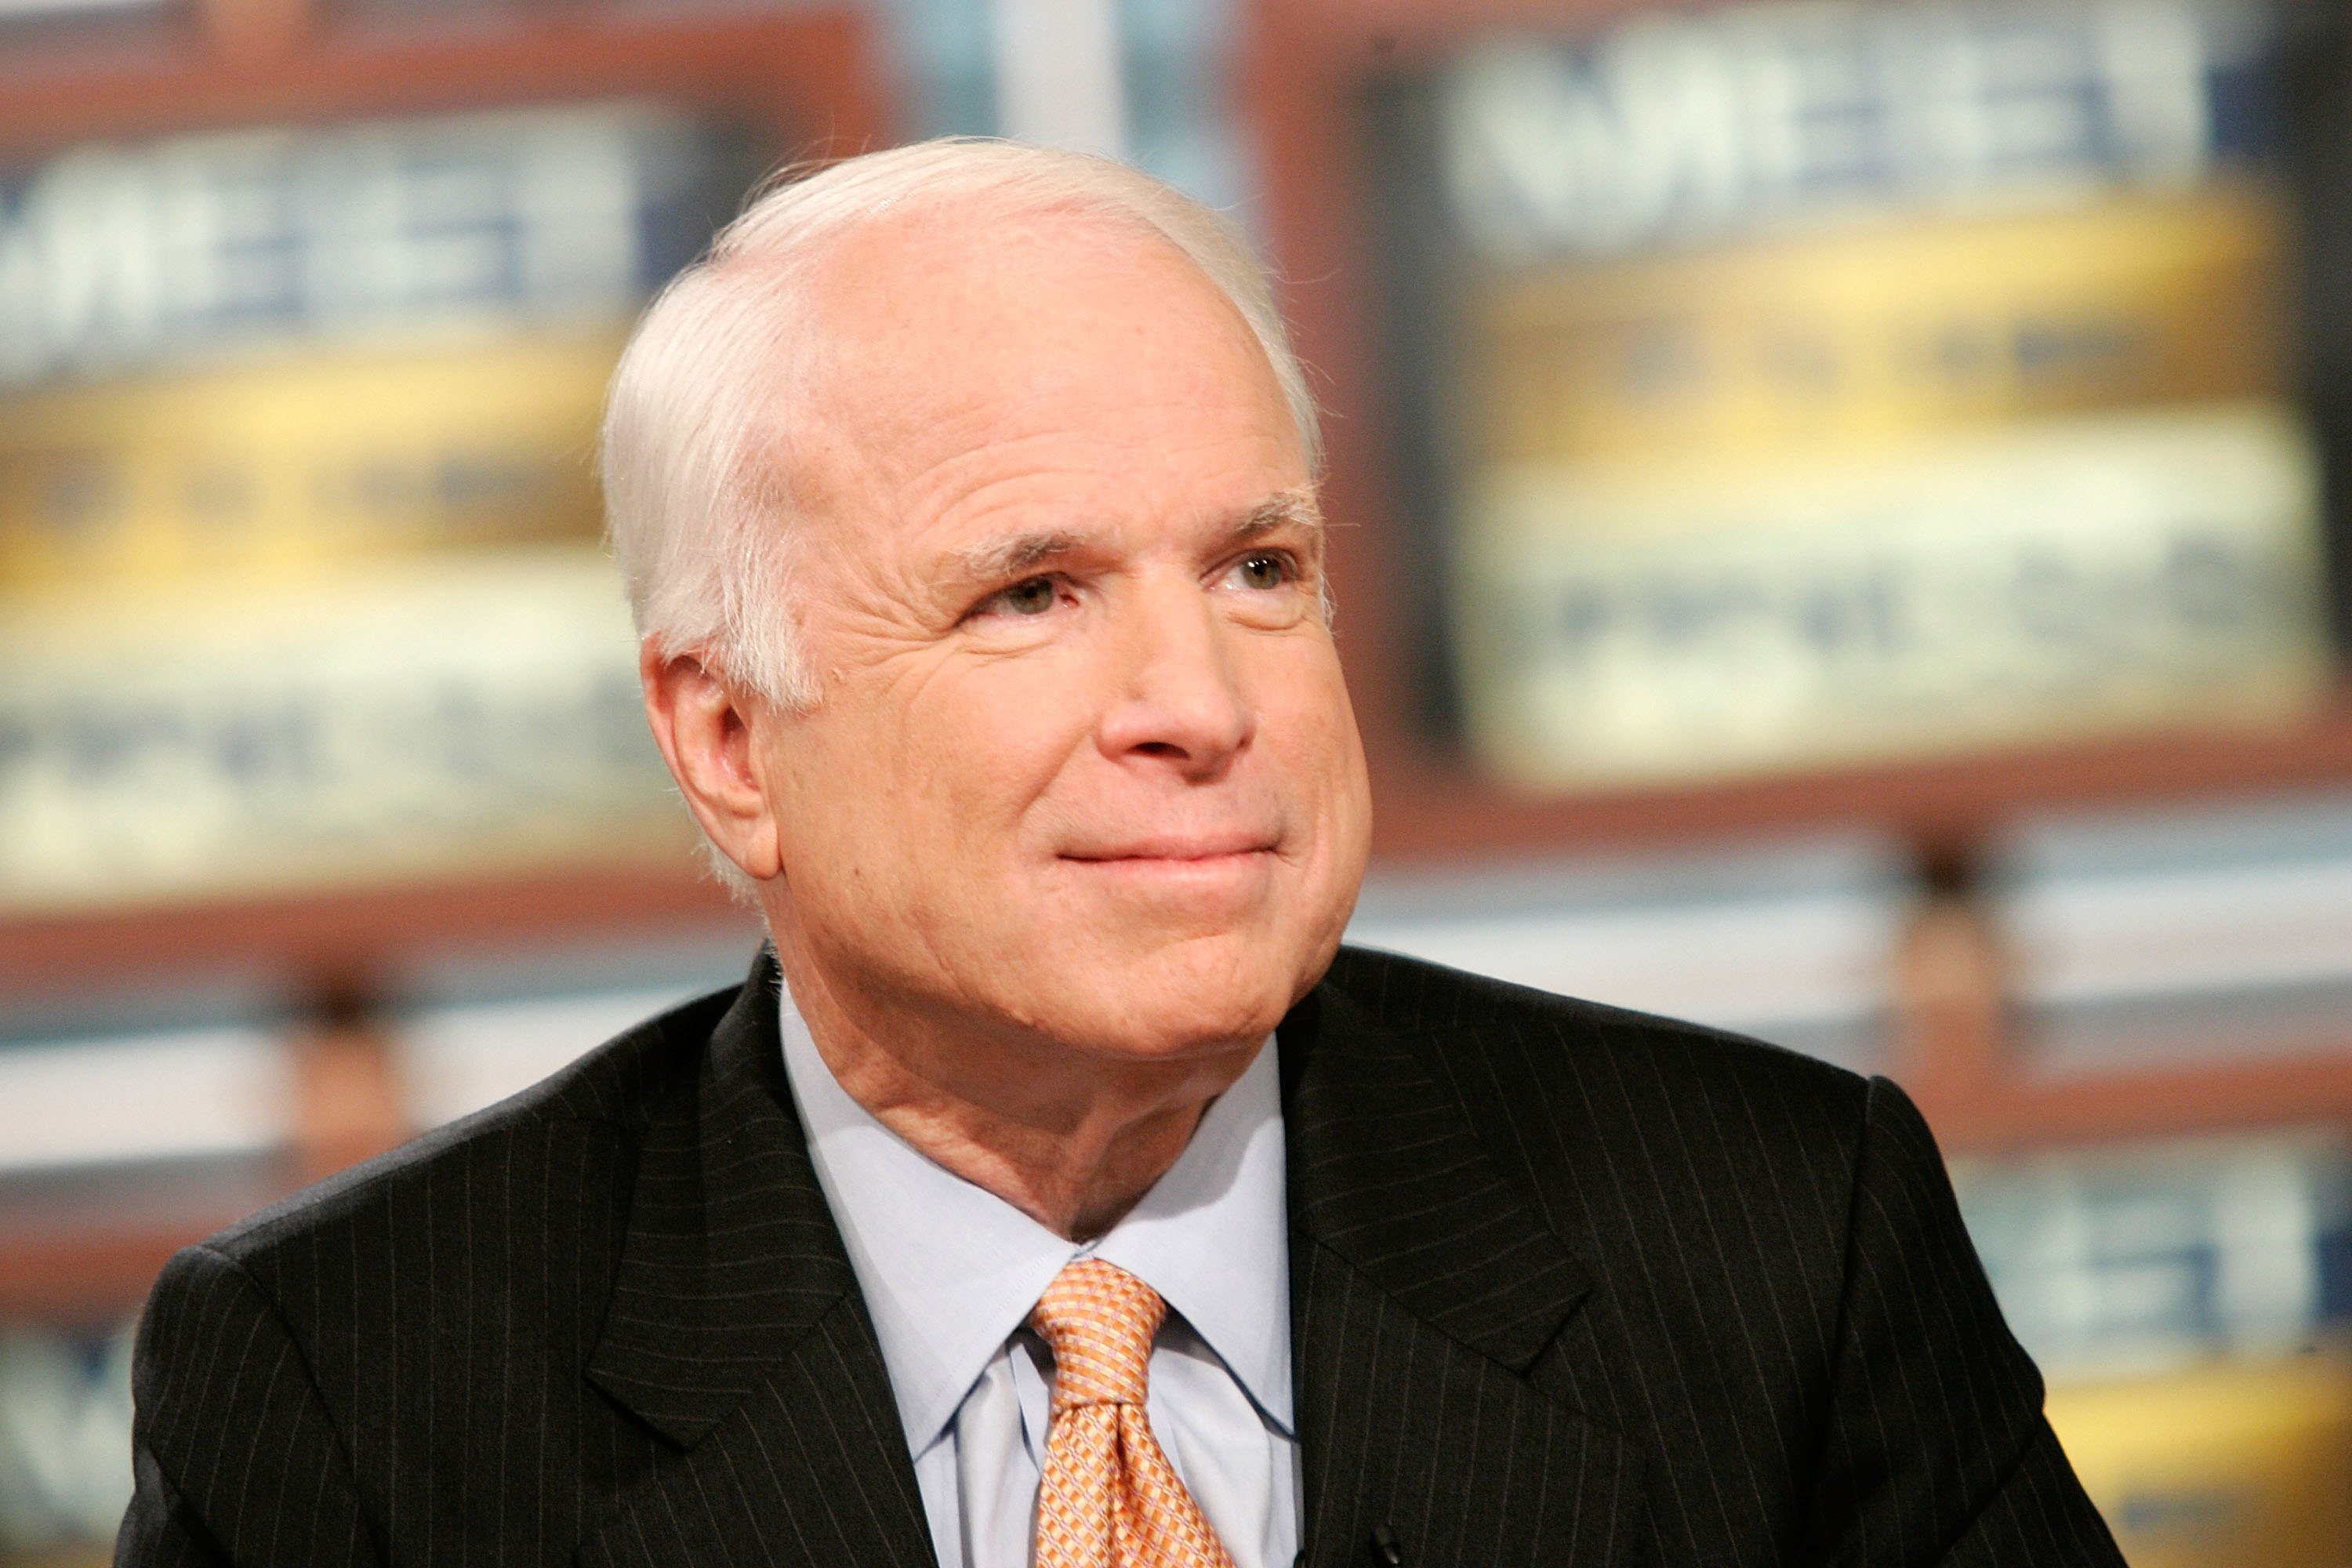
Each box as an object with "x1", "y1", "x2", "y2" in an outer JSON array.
[
  {"x1": 1231, "y1": 552, "x2": 1294, "y2": 591},
  {"x1": 985, "y1": 575, "x2": 1061, "y2": 617}
]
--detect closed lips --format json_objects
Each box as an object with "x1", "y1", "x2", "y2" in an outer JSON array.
[{"x1": 1060, "y1": 834, "x2": 1276, "y2": 861}]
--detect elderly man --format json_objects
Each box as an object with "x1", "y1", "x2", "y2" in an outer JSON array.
[{"x1": 119, "y1": 140, "x2": 2121, "y2": 1568}]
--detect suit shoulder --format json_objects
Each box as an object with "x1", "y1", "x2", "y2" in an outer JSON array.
[
  {"x1": 1324, "y1": 942, "x2": 1869, "y2": 1116},
  {"x1": 1321, "y1": 946, "x2": 1880, "y2": 1352},
  {"x1": 198, "y1": 978, "x2": 735, "y2": 1270}
]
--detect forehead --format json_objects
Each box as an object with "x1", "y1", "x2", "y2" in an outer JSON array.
[{"x1": 782, "y1": 205, "x2": 1305, "y2": 540}]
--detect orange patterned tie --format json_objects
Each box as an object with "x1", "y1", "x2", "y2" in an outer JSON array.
[{"x1": 1029, "y1": 1258, "x2": 1238, "y2": 1568}]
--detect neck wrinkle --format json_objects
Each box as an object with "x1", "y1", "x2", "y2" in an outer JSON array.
[{"x1": 769, "y1": 932, "x2": 1237, "y2": 1240}]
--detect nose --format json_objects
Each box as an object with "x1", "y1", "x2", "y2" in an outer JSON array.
[{"x1": 1094, "y1": 573, "x2": 1255, "y2": 778}]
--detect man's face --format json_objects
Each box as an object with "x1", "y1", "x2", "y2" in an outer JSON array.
[{"x1": 747, "y1": 209, "x2": 1372, "y2": 1069}]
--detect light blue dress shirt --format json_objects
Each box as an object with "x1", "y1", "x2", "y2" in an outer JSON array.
[{"x1": 775, "y1": 980, "x2": 1300, "y2": 1568}]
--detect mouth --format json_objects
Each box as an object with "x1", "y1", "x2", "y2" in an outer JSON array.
[
  {"x1": 1054, "y1": 845, "x2": 1277, "y2": 910},
  {"x1": 1059, "y1": 832, "x2": 1279, "y2": 865},
  {"x1": 1055, "y1": 829, "x2": 1284, "y2": 903}
]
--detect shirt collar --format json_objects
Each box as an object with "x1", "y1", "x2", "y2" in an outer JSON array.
[{"x1": 775, "y1": 975, "x2": 1291, "y2": 1457}]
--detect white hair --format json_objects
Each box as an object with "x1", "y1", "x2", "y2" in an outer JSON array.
[{"x1": 600, "y1": 136, "x2": 1323, "y2": 711}]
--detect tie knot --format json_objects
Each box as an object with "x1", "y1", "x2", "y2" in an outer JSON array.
[{"x1": 1029, "y1": 1258, "x2": 1166, "y2": 1410}]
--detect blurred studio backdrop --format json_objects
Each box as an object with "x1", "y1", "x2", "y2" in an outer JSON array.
[{"x1": 5, "y1": 0, "x2": 2352, "y2": 1560}]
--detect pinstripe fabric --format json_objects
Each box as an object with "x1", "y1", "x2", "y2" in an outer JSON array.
[
  {"x1": 1280, "y1": 951, "x2": 2122, "y2": 1568},
  {"x1": 121, "y1": 946, "x2": 2122, "y2": 1567}
]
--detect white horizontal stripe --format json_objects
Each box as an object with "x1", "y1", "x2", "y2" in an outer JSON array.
[
  {"x1": 2008, "y1": 857, "x2": 2352, "y2": 1004},
  {"x1": 0, "y1": 1029, "x2": 287, "y2": 1171},
  {"x1": 1347, "y1": 894, "x2": 1898, "y2": 1031},
  {"x1": 401, "y1": 986, "x2": 699, "y2": 1128}
]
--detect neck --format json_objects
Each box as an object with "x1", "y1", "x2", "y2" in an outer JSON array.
[{"x1": 774, "y1": 941, "x2": 1260, "y2": 1242}]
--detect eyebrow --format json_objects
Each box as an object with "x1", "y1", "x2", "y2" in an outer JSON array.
[
  {"x1": 946, "y1": 488, "x2": 1324, "y2": 583},
  {"x1": 951, "y1": 528, "x2": 1086, "y2": 583},
  {"x1": 1230, "y1": 487, "x2": 1324, "y2": 543}
]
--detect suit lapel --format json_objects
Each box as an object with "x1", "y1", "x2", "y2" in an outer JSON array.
[
  {"x1": 1282, "y1": 983, "x2": 1647, "y2": 1568},
  {"x1": 573, "y1": 948, "x2": 1646, "y2": 1566},
  {"x1": 579, "y1": 949, "x2": 937, "y2": 1568}
]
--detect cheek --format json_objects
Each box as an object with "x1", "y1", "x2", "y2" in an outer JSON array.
[
  {"x1": 808, "y1": 652, "x2": 1099, "y2": 858},
  {"x1": 1263, "y1": 648, "x2": 1367, "y2": 798},
  {"x1": 1271, "y1": 663, "x2": 1373, "y2": 909}
]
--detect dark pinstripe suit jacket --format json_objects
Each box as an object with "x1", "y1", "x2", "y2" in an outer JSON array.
[{"x1": 119, "y1": 946, "x2": 2123, "y2": 1566}]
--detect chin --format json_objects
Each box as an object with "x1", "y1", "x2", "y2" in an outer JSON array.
[{"x1": 1048, "y1": 928, "x2": 1318, "y2": 1058}]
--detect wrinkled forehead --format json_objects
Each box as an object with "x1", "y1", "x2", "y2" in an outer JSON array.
[
  {"x1": 765, "y1": 202, "x2": 1302, "y2": 520},
  {"x1": 817, "y1": 203, "x2": 1262, "y2": 408}
]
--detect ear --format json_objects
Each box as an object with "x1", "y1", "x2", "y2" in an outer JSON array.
[{"x1": 640, "y1": 641, "x2": 783, "y2": 882}]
